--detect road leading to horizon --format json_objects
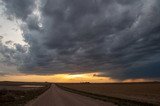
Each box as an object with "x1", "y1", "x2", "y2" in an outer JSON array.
[{"x1": 26, "y1": 84, "x2": 116, "y2": 106}]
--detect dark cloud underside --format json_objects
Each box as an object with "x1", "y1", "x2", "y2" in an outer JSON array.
[{"x1": 1, "y1": 0, "x2": 160, "y2": 80}]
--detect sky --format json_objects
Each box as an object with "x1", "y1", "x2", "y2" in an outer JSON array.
[{"x1": 0, "y1": 0, "x2": 160, "y2": 82}]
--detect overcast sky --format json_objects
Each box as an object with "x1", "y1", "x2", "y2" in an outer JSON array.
[{"x1": 0, "y1": 0, "x2": 160, "y2": 81}]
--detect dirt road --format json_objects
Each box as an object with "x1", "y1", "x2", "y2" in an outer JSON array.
[{"x1": 26, "y1": 84, "x2": 116, "y2": 106}]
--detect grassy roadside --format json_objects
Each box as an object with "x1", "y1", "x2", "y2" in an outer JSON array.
[
  {"x1": 56, "y1": 84, "x2": 158, "y2": 106},
  {"x1": 0, "y1": 83, "x2": 51, "y2": 106}
]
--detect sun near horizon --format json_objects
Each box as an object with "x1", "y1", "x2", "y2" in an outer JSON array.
[
  {"x1": 0, "y1": 72, "x2": 150, "y2": 83},
  {"x1": 0, "y1": 0, "x2": 160, "y2": 84}
]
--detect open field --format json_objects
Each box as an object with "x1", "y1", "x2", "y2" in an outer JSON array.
[
  {"x1": 0, "y1": 81, "x2": 51, "y2": 106},
  {"x1": 0, "y1": 81, "x2": 48, "y2": 90},
  {"x1": 58, "y1": 82, "x2": 160, "y2": 106},
  {"x1": 1, "y1": 82, "x2": 160, "y2": 106}
]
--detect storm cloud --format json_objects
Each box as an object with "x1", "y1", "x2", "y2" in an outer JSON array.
[{"x1": 1, "y1": 0, "x2": 160, "y2": 80}]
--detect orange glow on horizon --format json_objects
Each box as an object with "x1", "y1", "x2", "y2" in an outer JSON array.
[
  {"x1": 123, "y1": 78, "x2": 151, "y2": 82},
  {"x1": 0, "y1": 73, "x2": 118, "y2": 83},
  {"x1": 0, "y1": 73, "x2": 150, "y2": 83}
]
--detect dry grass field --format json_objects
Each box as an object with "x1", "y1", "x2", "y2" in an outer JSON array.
[
  {"x1": 58, "y1": 82, "x2": 160, "y2": 105},
  {"x1": 0, "y1": 81, "x2": 46, "y2": 90},
  {"x1": 0, "y1": 81, "x2": 51, "y2": 106}
]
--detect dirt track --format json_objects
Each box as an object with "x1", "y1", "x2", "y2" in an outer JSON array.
[{"x1": 26, "y1": 84, "x2": 116, "y2": 106}]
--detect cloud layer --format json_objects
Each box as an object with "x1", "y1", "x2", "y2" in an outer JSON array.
[{"x1": 1, "y1": 0, "x2": 160, "y2": 80}]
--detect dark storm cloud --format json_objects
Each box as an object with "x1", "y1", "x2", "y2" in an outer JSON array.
[
  {"x1": 2, "y1": 0, "x2": 35, "y2": 20},
  {"x1": 1, "y1": 0, "x2": 160, "y2": 80}
]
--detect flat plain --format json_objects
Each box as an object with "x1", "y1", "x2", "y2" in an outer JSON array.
[
  {"x1": 58, "y1": 82, "x2": 160, "y2": 105},
  {"x1": 1, "y1": 81, "x2": 160, "y2": 106},
  {"x1": 0, "y1": 81, "x2": 51, "y2": 106}
]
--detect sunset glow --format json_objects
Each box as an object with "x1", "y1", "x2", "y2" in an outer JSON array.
[
  {"x1": 0, "y1": 0, "x2": 160, "y2": 83},
  {"x1": 0, "y1": 72, "x2": 119, "y2": 83}
]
